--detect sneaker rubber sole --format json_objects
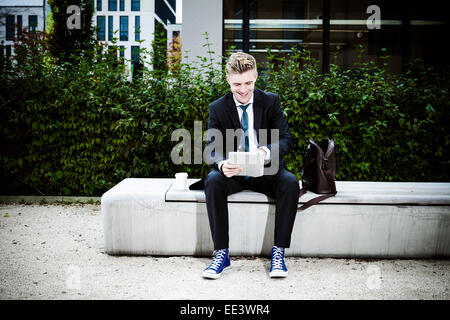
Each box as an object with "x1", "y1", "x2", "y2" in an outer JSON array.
[
  {"x1": 202, "y1": 265, "x2": 231, "y2": 279},
  {"x1": 269, "y1": 269, "x2": 288, "y2": 278}
]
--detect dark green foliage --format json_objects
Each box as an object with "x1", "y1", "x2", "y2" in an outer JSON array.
[
  {"x1": 152, "y1": 21, "x2": 168, "y2": 75},
  {"x1": 46, "y1": 0, "x2": 95, "y2": 63},
  {"x1": 261, "y1": 47, "x2": 450, "y2": 181},
  {"x1": 1, "y1": 35, "x2": 449, "y2": 196}
]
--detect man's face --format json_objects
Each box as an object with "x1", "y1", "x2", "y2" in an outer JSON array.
[{"x1": 226, "y1": 70, "x2": 258, "y2": 105}]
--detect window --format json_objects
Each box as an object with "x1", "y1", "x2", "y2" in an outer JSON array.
[
  {"x1": 155, "y1": 0, "x2": 176, "y2": 24},
  {"x1": 97, "y1": 0, "x2": 102, "y2": 11},
  {"x1": 135, "y1": 16, "x2": 140, "y2": 41},
  {"x1": 6, "y1": 15, "x2": 15, "y2": 40},
  {"x1": 167, "y1": 0, "x2": 176, "y2": 11},
  {"x1": 131, "y1": 45, "x2": 140, "y2": 62},
  {"x1": 328, "y1": 0, "x2": 448, "y2": 73},
  {"x1": 131, "y1": 45, "x2": 142, "y2": 79},
  {"x1": 97, "y1": 16, "x2": 106, "y2": 40},
  {"x1": 17, "y1": 15, "x2": 22, "y2": 37},
  {"x1": 6, "y1": 45, "x2": 12, "y2": 58},
  {"x1": 28, "y1": 15, "x2": 38, "y2": 32},
  {"x1": 120, "y1": 0, "x2": 125, "y2": 11},
  {"x1": 119, "y1": 45, "x2": 125, "y2": 57},
  {"x1": 223, "y1": 0, "x2": 449, "y2": 75},
  {"x1": 108, "y1": 0, "x2": 117, "y2": 11},
  {"x1": 108, "y1": 16, "x2": 114, "y2": 41},
  {"x1": 108, "y1": 45, "x2": 118, "y2": 58},
  {"x1": 131, "y1": 0, "x2": 140, "y2": 11},
  {"x1": 120, "y1": 16, "x2": 128, "y2": 41},
  {"x1": 224, "y1": 0, "x2": 322, "y2": 69}
]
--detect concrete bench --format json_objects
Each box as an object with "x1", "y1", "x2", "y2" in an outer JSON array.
[{"x1": 101, "y1": 178, "x2": 450, "y2": 258}]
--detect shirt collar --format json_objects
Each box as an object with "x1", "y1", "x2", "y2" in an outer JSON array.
[{"x1": 232, "y1": 93, "x2": 254, "y2": 107}]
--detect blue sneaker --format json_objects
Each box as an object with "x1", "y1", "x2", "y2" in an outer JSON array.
[
  {"x1": 270, "y1": 246, "x2": 288, "y2": 278},
  {"x1": 202, "y1": 249, "x2": 231, "y2": 279}
]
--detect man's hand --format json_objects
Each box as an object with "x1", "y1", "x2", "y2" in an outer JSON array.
[
  {"x1": 220, "y1": 159, "x2": 243, "y2": 178},
  {"x1": 257, "y1": 148, "x2": 267, "y2": 159}
]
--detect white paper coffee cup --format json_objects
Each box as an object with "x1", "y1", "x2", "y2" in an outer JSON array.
[{"x1": 174, "y1": 172, "x2": 188, "y2": 190}]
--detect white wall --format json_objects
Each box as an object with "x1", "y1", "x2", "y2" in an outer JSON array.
[
  {"x1": 182, "y1": 0, "x2": 222, "y2": 66},
  {"x1": 176, "y1": 0, "x2": 182, "y2": 23}
]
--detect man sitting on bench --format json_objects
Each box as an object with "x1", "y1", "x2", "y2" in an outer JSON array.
[{"x1": 202, "y1": 52, "x2": 300, "y2": 279}]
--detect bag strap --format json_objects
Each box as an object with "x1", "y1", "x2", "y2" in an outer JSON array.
[
  {"x1": 297, "y1": 192, "x2": 335, "y2": 211},
  {"x1": 298, "y1": 167, "x2": 337, "y2": 211}
]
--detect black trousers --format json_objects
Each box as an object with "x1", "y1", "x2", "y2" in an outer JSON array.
[{"x1": 204, "y1": 168, "x2": 300, "y2": 250}]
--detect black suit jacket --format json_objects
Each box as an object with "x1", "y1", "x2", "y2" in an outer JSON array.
[
  {"x1": 190, "y1": 89, "x2": 294, "y2": 190},
  {"x1": 206, "y1": 88, "x2": 294, "y2": 171}
]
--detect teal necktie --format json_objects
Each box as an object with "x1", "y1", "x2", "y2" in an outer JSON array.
[{"x1": 239, "y1": 103, "x2": 250, "y2": 152}]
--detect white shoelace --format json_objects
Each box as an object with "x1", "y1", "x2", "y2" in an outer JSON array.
[
  {"x1": 209, "y1": 250, "x2": 227, "y2": 270},
  {"x1": 272, "y1": 247, "x2": 285, "y2": 269}
]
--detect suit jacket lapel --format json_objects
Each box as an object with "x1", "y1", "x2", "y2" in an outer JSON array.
[
  {"x1": 253, "y1": 89, "x2": 263, "y2": 139},
  {"x1": 226, "y1": 92, "x2": 241, "y2": 129}
]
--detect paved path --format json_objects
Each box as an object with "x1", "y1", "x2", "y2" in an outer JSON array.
[{"x1": 0, "y1": 204, "x2": 449, "y2": 300}]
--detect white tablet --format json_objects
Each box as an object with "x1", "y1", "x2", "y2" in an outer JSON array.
[{"x1": 228, "y1": 152, "x2": 264, "y2": 177}]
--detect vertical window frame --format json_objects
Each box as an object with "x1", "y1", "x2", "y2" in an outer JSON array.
[
  {"x1": 28, "y1": 15, "x2": 38, "y2": 32},
  {"x1": 97, "y1": 15, "x2": 106, "y2": 41},
  {"x1": 108, "y1": 16, "x2": 114, "y2": 41},
  {"x1": 131, "y1": 0, "x2": 140, "y2": 12},
  {"x1": 135, "y1": 16, "x2": 140, "y2": 41},
  {"x1": 120, "y1": 16, "x2": 129, "y2": 41},
  {"x1": 131, "y1": 45, "x2": 140, "y2": 62},
  {"x1": 6, "y1": 15, "x2": 15, "y2": 40},
  {"x1": 108, "y1": 0, "x2": 117, "y2": 11},
  {"x1": 17, "y1": 15, "x2": 23, "y2": 37}
]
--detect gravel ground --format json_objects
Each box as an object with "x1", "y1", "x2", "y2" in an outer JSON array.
[{"x1": 0, "y1": 203, "x2": 449, "y2": 300}]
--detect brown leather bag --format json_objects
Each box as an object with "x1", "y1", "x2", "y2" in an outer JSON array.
[{"x1": 298, "y1": 139, "x2": 338, "y2": 211}]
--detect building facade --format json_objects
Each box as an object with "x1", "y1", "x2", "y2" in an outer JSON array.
[
  {"x1": 1, "y1": 0, "x2": 177, "y2": 68},
  {"x1": 182, "y1": 0, "x2": 449, "y2": 74},
  {"x1": 0, "y1": 0, "x2": 49, "y2": 57},
  {"x1": 93, "y1": 0, "x2": 176, "y2": 66}
]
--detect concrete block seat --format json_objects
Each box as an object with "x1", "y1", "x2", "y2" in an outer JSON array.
[{"x1": 101, "y1": 178, "x2": 450, "y2": 258}]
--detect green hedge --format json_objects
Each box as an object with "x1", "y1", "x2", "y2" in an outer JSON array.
[
  {"x1": 1, "y1": 38, "x2": 449, "y2": 196},
  {"x1": 262, "y1": 47, "x2": 450, "y2": 182}
]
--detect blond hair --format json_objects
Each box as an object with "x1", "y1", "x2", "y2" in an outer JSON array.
[{"x1": 226, "y1": 52, "x2": 257, "y2": 75}]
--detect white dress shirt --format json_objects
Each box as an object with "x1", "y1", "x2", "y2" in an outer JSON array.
[{"x1": 218, "y1": 93, "x2": 271, "y2": 172}]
